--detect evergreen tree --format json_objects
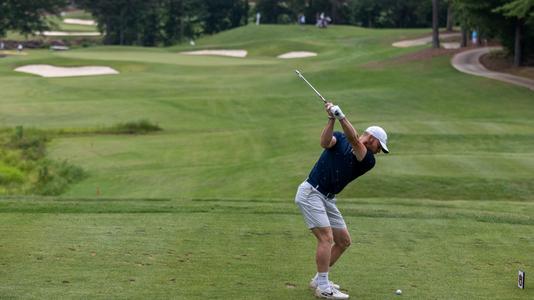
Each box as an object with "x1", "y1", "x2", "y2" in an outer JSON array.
[
  {"x1": 0, "y1": 0, "x2": 67, "y2": 37},
  {"x1": 454, "y1": 0, "x2": 534, "y2": 65},
  {"x1": 202, "y1": 0, "x2": 248, "y2": 34},
  {"x1": 495, "y1": 0, "x2": 534, "y2": 65}
]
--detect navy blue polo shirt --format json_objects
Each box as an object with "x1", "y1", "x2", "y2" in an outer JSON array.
[{"x1": 307, "y1": 131, "x2": 375, "y2": 195}]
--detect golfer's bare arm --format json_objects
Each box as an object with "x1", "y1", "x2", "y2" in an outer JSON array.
[
  {"x1": 339, "y1": 118, "x2": 367, "y2": 161},
  {"x1": 320, "y1": 118, "x2": 337, "y2": 149}
]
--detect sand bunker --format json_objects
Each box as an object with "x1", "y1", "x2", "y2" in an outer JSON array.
[
  {"x1": 63, "y1": 18, "x2": 97, "y2": 26},
  {"x1": 442, "y1": 42, "x2": 461, "y2": 49},
  {"x1": 15, "y1": 64, "x2": 119, "y2": 78},
  {"x1": 277, "y1": 51, "x2": 317, "y2": 59},
  {"x1": 180, "y1": 50, "x2": 247, "y2": 58},
  {"x1": 41, "y1": 31, "x2": 101, "y2": 36}
]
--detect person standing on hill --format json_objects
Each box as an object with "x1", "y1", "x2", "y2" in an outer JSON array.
[{"x1": 295, "y1": 102, "x2": 389, "y2": 299}]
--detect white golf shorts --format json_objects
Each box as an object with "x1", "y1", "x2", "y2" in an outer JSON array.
[{"x1": 295, "y1": 181, "x2": 346, "y2": 229}]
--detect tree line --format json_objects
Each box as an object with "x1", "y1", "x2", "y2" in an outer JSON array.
[
  {"x1": 452, "y1": 0, "x2": 534, "y2": 66},
  {"x1": 0, "y1": 0, "x2": 532, "y2": 65},
  {"x1": 256, "y1": 0, "x2": 450, "y2": 28},
  {"x1": 76, "y1": 0, "x2": 249, "y2": 46},
  {"x1": 0, "y1": 0, "x2": 66, "y2": 38}
]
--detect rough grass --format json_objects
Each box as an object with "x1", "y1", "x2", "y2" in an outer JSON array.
[
  {"x1": 0, "y1": 121, "x2": 160, "y2": 195},
  {"x1": 0, "y1": 127, "x2": 87, "y2": 195}
]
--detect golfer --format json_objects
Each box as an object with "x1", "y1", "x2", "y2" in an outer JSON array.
[{"x1": 295, "y1": 102, "x2": 389, "y2": 299}]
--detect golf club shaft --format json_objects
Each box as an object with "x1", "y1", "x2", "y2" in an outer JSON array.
[{"x1": 295, "y1": 70, "x2": 327, "y2": 103}]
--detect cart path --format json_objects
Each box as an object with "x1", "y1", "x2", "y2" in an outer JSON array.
[{"x1": 451, "y1": 47, "x2": 534, "y2": 91}]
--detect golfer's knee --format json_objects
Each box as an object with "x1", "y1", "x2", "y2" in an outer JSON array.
[
  {"x1": 337, "y1": 236, "x2": 351, "y2": 249},
  {"x1": 321, "y1": 235, "x2": 334, "y2": 245},
  {"x1": 317, "y1": 231, "x2": 334, "y2": 244}
]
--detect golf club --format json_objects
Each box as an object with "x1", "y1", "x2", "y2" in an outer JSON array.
[{"x1": 295, "y1": 70, "x2": 327, "y2": 103}]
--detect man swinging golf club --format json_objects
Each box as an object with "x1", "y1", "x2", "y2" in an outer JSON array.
[{"x1": 295, "y1": 101, "x2": 389, "y2": 299}]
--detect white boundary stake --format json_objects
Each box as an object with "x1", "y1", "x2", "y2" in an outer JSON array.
[{"x1": 518, "y1": 270, "x2": 525, "y2": 289}]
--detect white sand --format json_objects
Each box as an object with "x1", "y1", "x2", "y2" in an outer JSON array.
[
  {"x1": 15, "y1": 64, "x2": 119, "y2": 78},
  {"x1": 442, "y1": 42, "x2": 461, "y2": 49},
  {"x1": 41, "y1": 31, "x2": 101, "y2": 36},
  {"x1": 180, "y1": 50, "x2": 247, "y2": 58},
  {"x1": 392, "y1": 33, "x2": 461, "y2": 48},
  {"x1": 63, "y1": 18, "x2": 97, "y2": 26},
  {"x1": 277, "y1": 51, "x2": 317, "y2": 59}
]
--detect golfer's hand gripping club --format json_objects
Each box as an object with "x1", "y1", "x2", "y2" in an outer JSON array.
[{"x1": 329, "y1": 105, "x2": 345, "y2": 120}]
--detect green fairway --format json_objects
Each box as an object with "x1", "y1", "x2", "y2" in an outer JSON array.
[{"x1": 0, "y1": 24, "x2": 533, "y2": 299}]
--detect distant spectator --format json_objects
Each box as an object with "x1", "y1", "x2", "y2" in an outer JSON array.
[
  {"x1": 0, "y1": 42, "x2": 4, "y2": 50},
  {"x1": 17, "y1": 44, "x2": 23, "y2": 52},
  {"x1": 256, "y1": 12, "x2": 261, "y2": 25},
  {"x1": 316, "y1": 12, "x2": 329, "y2": 28},
  {"x1": 299, "y1": 14, "x2": 306, "y2": 25},
  {"x1": 471, "y1": 31, "x2": 478, "y2": 45}
]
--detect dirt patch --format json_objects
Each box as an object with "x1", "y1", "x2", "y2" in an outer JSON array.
[
  {"x1": 393, "y1": 30, "x2": 460, "y2": 42},
  {"x1": 392, "y1": 32, "x2": 461, "y2": 48},
  {"x1": 0, "y1": 50, "x2": 28, "y2": 56},
  {"x1": 480, "y1": 52, "x2": 534, "y2": 80},
  {"x1": 363, "y1": 42, "x2": 505, "y2": 69},
  {"x1": 285, "y1": 282, "x2": 296, "y2": 289},
  {"x1": 362, "y1": 47, "x2": 464, "y2": 69}
]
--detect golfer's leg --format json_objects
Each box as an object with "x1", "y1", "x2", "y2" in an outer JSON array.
[
  {"x1": 330, "y1": 227, "x2": 351, "y2": 267},
  {"x1": 324, "y1": 197, "x2": 350, "y2": 267},
  {"x1": 311, "y1": 227, "x2": 334, "y2": 272}
]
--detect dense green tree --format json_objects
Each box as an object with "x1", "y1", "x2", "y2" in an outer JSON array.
[
  {"x1": 454, "y1": 0, "x2": 534, "y2": 65},
  {"x1": 161, "y1": 0, "x2": 201, "y2": 45},
  {"x1": 348, "y1": 0, "x2": 447, "y2": 28},
  {"x1": 255, "y1": 0, "x2": 294, "y2": 24},
  {"x1": 496, "y1": 0, "x2": 534, "y2": 22},
  {"x1": 446, "y1": 0, "x2": 455, "y2": 31},
  {"x1": 347, "y1": 0, "x2": 382, "y2": 27},
  {"x1": 432, "y1": 0, "x2": 440, "y2": 48},
  {"x1": 0, "y1": 0, "x2": 67, "y2": 37},
  {"x1": 201, "y1": 0, "x2": 248, "y2": 34},
  {"x1": 78, "y1": 0, "x2": 142, "y2": 45},
  {"x1": 79, "y1": 0, "x2": 242, "y2": 46},
  {"x1": 253, "y1": 0, "x2": 450, "y2": 27},
  {"x1": 495, "y1": 0, "x2": 534, "y2": 65}
]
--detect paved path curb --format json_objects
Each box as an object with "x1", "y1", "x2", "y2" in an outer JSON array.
[{"x1": 452, "y1": 47, "x2": 534, "y2": 91}]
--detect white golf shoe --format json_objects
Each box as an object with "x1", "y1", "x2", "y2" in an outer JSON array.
[
  {"x1": 309, "y1": 278, "x2": 340, "y2": 290},
  {"x1": 314, "y1": 285, "x2": 349, "y2": 299}
]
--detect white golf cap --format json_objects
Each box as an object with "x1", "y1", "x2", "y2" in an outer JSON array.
[{"x1": 365, "y1": 126, "x2": 389, "y2": 153}]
